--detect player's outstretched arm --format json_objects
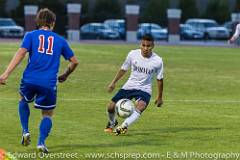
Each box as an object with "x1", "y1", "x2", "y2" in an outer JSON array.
[
  {"x1": 58, "y1": 56, "x2": 78, "y2": 83},
  {"x1": 154, "y1": 79, "x2": 163, "y2": 107},
  {"x1": 228, "y1": 36, "x2": 237, "y2": 44},
  {"x1": 0, "y1": 48, "x2": 27, "y2": 85},
  {"x1": 107, "y1": 69, "x2": 127, "y2": 93}
]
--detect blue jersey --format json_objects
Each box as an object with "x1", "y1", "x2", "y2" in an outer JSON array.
[{"x1": 20, "y1": 30, "x2": 74, "y2": 89}]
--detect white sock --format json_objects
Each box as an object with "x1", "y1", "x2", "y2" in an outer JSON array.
[
  {"x1": 107, "y1": 112, "x2": 116, "y2": 127},
  {"x1": 122, "y1": 110, "x2": 141, "y2": 128}
]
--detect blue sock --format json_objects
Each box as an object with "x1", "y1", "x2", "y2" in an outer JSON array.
[
  {"x1": 38, "y1": 116, "x2": 52, "y2": 145},
  {"x1": 18, "y1": 99, "x2": 30, "y2": 134}
]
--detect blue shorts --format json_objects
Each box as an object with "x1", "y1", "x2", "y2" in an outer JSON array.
[
  {"x1": 19, "y1": 83, "x2": 57, "y2": 110},
  {"x1": 112, "y1": 89, "x2": 151, "y2": 105}
]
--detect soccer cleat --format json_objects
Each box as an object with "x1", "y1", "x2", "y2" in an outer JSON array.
[
  {"x1": 37, "y1": 144, "x2": 49, "y2": 153},
  {"x1": 114, "y1": 126, "x2": 128, "y2": 135},
  {"x1": 21, "y1": 133, "x2": 31, "y2": 146},
  {"x1": 104, "y1": 120, "x2": 118, "y2": 133}
]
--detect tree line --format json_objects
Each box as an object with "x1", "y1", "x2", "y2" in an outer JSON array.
[{"x1": 0, "y1": 0, "x2": 240, "y2": 35}]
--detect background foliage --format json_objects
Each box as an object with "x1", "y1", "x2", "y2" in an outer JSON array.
[{"x1": 0, "y1": 0, "x2": 237, "y2": 35}]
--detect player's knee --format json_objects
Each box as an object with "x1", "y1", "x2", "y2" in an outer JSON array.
[
  {"x1": 42, "y1": 109, "x2": 54, "y2": 117},
  {"x1": 107, "y1": 101, "x2": 116, "y2": 113},
  {"x1": 136, "y1": 100, "x2": 147, "y2": 112},
  {"x1": 19, "y1": 97, "x2": 27, "y2": 103}
]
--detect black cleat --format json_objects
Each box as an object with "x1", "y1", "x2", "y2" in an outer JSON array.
[
  {"x1": 104, "y1": 120, "x2": 118, "y2": 133},
  {"x1": 114, "y1": 126, "x2": 128, "y2": 135}
]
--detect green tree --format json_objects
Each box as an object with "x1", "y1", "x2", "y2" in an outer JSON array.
[
  {"x1": 203, "y1": 0, "x2": 230, "y2": 24},
  {"x1": 126, "y1": 0, "x2": 138, "y2": 4},
  {"x1": 234, "y1": 0, "x2": 240, "y2": 12},
  {"x1": 79, "y1": 0, "x2": 91, "y2": 24},
  {"x1": 178, "y1": 0, "x2": 199, "y2": 23},
  {"x1": 140, "y1": 0, "x2": 169, "y2": 27},
  {"x1": 0, "y1": 0, "x2": 6, "y2": 17},
  {"x1": 11, "y1": 0, "x2": 66, "y2": 35},
  {"x1": 92, "y1": 0, "x2": 121, "y2": 22},
  {"x1": 39, "y1": 0, "x2": 66, "y2": 35},
  {"x1": 10, "y1": 0, "x2": 40, "y2": 26},
  {"x1": 141, "y1": 0, "x2": 167, "y2": 26}
]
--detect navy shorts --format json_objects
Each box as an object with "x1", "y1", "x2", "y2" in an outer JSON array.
[
  {"x1": 19, "y1": 83, "x2": 57, "y2": 110},
  {"x1": 112, "y1": 89, "x2": 151, "y2": 105}
]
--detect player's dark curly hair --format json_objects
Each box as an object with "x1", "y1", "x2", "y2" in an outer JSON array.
[
  {"x1": 142, "y1": 34, "x2": 154, "y2": 42},
  {"x1": 36, "y1": 8, "x2": 56, "y2": 28}
]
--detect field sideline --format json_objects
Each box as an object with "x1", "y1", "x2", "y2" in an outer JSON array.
[{"x1": 0, "y1": 42, "x2": 240, "y2": 160}]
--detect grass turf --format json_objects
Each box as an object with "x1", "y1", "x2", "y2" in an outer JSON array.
[{"x1": 0, "y1": 42, "x2": 240, "y2": 159}]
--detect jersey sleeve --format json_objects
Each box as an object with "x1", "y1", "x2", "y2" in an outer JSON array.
[
  {"x1": 121, "y1": 52, "x2": 132, "y2": 71},
  {"x1": 61, "y1": 40, "x2": 74, "y2": 60},
  {"x1": 233, "y1": 24, "x2": 240, "y2": 39},
  {"x1": 156, "y1": 60, "x2": 164, "y2": 80},
  {"x1": 20, "y1": 32, "x2": 32, "y2": 51}
]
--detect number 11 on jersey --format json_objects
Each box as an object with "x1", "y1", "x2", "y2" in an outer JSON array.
[{"x1": 38, "y1": 35, "x2": 54, "y2": 55}]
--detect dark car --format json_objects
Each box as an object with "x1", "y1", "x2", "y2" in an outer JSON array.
[
  {"x1": 0, "y1": 18, "x2": 24, "y2": 38},
  {"x1": 137, "y1": 23, "x2": 167, "y2": 40},
  {"x1": 223, "y1": 21, "x2": 238, "y2": 36},
  {"x1": 80, "y1": 23, "x2": 120, "y2": 40},
  {"x1": 180, "y1": 24, "x2": 204, "y2": 40},
  {"x1": 104, "y1": 19, "x2": 126, "y2": 39}
]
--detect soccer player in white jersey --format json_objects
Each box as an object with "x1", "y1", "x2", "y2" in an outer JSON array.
[
  {"x1": 104, "y1": 35, "x2": 164, "y2": 135},
  {"x1": 229, "y1": 23, "x2": 240, "y2": 43}
]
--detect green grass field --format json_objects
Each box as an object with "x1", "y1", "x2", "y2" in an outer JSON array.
[{"x1": 1, "y1": 42, "x2": 240, "y2": 160}]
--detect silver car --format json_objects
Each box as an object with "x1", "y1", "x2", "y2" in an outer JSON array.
[
  {"x1": 137, "y1": 23, "x2": 168, "y2": 40},
  {"x1": 0, "y1": 18, "x2": 24, "y2": 38},
  {"x1": 80, "y1": 23, "x2": 120, "y2": 40},
  {"x1": 185, "y1": 19, "x2": 230, "y2": 40},
  {"x1": 104, "y1": 19, "x2": 126, "y2": 39},
  {"x1": 180, "y1": 24, "x2": 204, "y2": 40}
]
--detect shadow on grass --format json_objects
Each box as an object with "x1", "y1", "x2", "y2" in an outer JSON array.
[
  {"x1": 47, "y1": 127, "x2": 221, "y2": 152},
  {"x1": 48, "y1": 139, "x2": 162, "y2": 152},
  {"x1": 130, "y1": 127, "x2": 221, "y2": 135}
]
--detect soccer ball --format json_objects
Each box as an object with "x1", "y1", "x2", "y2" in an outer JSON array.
[{"x1": 116, "y1": 99, "x2": 135, "y2": 118}]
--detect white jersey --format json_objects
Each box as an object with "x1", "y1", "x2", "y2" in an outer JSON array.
[
  {"x1": 232, "y1": 23, "x2": 240, "y2": 39},
  {"x1": 121, "y1": 49, "x2": 164, "y2": 95}
]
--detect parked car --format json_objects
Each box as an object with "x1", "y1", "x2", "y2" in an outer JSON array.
[
  {"x1": 0, "y1": 18, "x2": 24, "y2": 38},
  {"x1": 185, "y1": 19, "x2": 230, "y2": 40},
  {"x1": 137, "y1": 23, "x2": 167, "y2": 40},
  {"x1": 104, "y1": 19, "x2": 125, "y2": 39},
  {"x1": 80, "y1": 23, "x2": 120, "y2": 40},
  {"x1": 223, "y1": 21, "x2": 237, "y2": 36},
  {"x1": 180, "y1": 24, "x2": 204, "y2": 40}
]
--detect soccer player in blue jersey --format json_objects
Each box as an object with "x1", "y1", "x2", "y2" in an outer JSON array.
[{"x1": 0, "y1": 8, "x2": 78, "y2": 153}]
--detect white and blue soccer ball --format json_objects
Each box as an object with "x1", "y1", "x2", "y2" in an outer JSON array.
[{"x1": 116, "y1": 99, "x2": 135, "y2": 118}]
